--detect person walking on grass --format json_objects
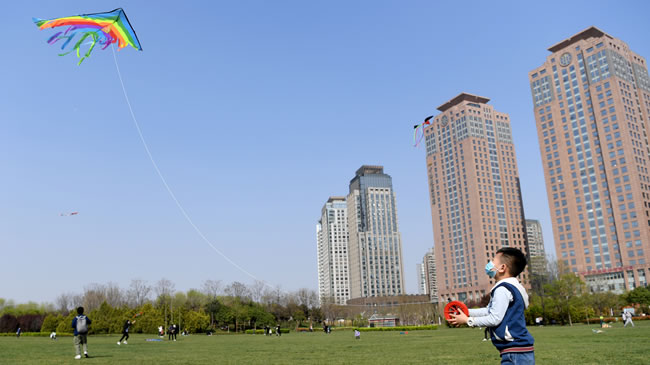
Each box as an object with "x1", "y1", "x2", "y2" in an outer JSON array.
[
  {"x1": 449, "y1": 248, "x2": 535, "y2": 364},
  {"x1": 118, "y1": 319, "x2": 134, "y2": 345},
  {"x1": 72, "y1": 306, "x2": 92, "y2": 360},
  {"x1": 624, "y1": 312, "x2": 635, "y2": 328}
]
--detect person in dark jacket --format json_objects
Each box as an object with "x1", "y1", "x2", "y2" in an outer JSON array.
[
  {"x1": 118, "y1": 320, "x2": 134, "y2": 345},
  {"x1": 72, "y1": 307, "x2": 92, "y2": 359},
  {"x1": 168, "y1": 324, "x2": 177, "y2": 341}
]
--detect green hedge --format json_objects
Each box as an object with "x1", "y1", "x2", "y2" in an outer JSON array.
[
  {"x1": 582, "y1": 316, "x2": 649, "y2": 324},
  {"x1": 357, "y1": 325, "x2": 438, "y2": 332},
  {"x1": 245, "y1": 328, "x2": 290, "y2": 334},
  {"x1": 1, "y1": 332, "x2": 72, "y2": 337}
]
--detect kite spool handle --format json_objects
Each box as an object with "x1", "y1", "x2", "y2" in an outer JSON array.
[{"x1": 444, "y1": 301, "x2": 469, "y2": 321}]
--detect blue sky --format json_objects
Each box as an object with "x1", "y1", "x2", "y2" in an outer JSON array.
[{"x1": 2, "y1": 1, "x2": 649, "y2": 303}]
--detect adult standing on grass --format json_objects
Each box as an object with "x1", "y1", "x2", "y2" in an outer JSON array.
[
  {"x1": 449, "y1": 248, "x2": 535, "y2": 364},
  {"x1": 72, "y1": 306, "x2": 92, "y2": 360},
  {"x1": 624, "y1": 312, "x2": 635, "y2": 328},
  {"x1": 276, "y1": 325, "x2": 281, "y2": 337},
  {"x1": 118, "y1": 320, "x2": 134, "y2": 345},
  {"x1": 16, "y1": 327, "x2": 21, "y2": 338},
  {"x1": 599, "y1": 315, "x2": 604, "y2": 328}
]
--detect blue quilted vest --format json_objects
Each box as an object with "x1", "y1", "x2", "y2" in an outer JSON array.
[{"x1": 489, "y1": 282, "x2": 534, "y2": 351}]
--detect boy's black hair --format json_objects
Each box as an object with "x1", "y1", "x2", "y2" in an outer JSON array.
[
  {"x1": 496, "y1": 247, "x2": 527, "y2": 277},
  {"x1": 76, "y1": 307, "x2": 84, "y2": 315}
]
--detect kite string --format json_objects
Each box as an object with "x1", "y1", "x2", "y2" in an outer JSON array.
[
  {"x1": 110, "y1": 45, "x2": 266, "y2": 287},
  {"x1": 110, "y1": 48, "x2": 438, "y2": 307}
]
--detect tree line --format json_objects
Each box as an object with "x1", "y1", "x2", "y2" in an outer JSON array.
[
  {"x1": 0, "y1": 279, "x2": 321, "y2": 334},
  {"x1": 2, "y1": 264, "x2": 649, "y2": 334},
  {"x1": 524, "y1": 257, "x2": 650, "y2": 325}
]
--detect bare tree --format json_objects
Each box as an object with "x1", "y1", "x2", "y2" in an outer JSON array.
[
  {"x1": 155, "y1": 279, "x2": 176, "y2": 328},
  {"x1": 308, "y1": 290, "x2": 319, "y2": 309},
  {"x1": 546, "y1": 254, "x2": 570, "y2": 281},
  {"x1": 127, "y1": 279, "x2": 152, "y2": 307},
  {"x1": 249, "y1": 280, "x2": 266, "y2": 303},
  {"x1": 155, "y1": 278, "x2": 175, "y2": 299},
  {"x1": 224, "y1": 281, "x2": 251, "y2": 301},
  {"x1": 295, "y1": 288, "x2": 318, "y2": 308},
  {"x1": 105, "y1": 282, "x2": 124, "y2": 308},
  {"x1": 272, "y1": 285, "x2": 286, "y2": 306},
  {"x1": 71, "y1": 294, "x2": 83, "y2": 309},
  {"x1": 55, "y1": 293, "x2": 74, "y2": 314},
  {"x1": 82, "y1": 283, "x2": 107, "y2": 312},
  {"x1": 201, "y1": 279, "x2": 222, "y2": 299},
  {"x1": 260, "y1": 286, "x2": 276, "y2": 305}
]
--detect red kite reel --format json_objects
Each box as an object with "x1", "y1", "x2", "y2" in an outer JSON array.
[{"x1": 444, "y1": 301, "x2": 469, "y2": 321}]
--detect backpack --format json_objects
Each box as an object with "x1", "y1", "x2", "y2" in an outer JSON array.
[{"x1": 76, "y1": 315, "x2": 88, "y2": 334}]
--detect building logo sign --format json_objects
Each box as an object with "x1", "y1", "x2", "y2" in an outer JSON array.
[{"x1": 560, "y1": 52, "x2": 572, "y2": 67}]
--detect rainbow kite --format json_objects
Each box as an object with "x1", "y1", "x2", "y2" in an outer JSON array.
[{"x1": 33, "y1": 8, "x2": 142, "y2": 65}]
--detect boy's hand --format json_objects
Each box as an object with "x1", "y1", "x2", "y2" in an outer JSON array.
[{"x1": 448, "y1": 311, "x2": 469, "y2": 327}]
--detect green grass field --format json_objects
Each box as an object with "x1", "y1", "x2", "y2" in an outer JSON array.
[{"x1": 1, "y1": 322, "x2": 647, "y2": 364}]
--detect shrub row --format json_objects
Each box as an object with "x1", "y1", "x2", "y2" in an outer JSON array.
[
  {"x1": 357, "y1": 325, "x2": 438, "y2": 332},
  {"x1": 582, "y1": 315, "x2": 649, "y2": 324},
  {"x1": 245, "y1": 328, "x2": 290, "y2": 334},
  {"x1": 0, "y1": 332, "x2": 71, "y2": 337}
]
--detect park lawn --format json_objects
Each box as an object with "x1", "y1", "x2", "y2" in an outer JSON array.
[{"x1": 0, "y1": 321, "x2": 647, "y2": 364}]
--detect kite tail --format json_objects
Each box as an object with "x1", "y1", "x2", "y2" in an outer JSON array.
[
  {"x1": 57, "y1": 31, "x2": 100, "y2": 65},
  {"x1": 46, "y1": 32, "x2": 62, "y2": 44},
  {"x1": 413, "y1": 125, "x2": 418, "y2": 146}
]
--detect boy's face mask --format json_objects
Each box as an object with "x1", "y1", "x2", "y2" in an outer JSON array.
[{"x1": 485, "y1": 261, "x2": 497, "y2": 278}]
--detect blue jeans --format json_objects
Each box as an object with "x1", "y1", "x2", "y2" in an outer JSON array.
[{"x1": 501, "y1": 351, "x2": 534, "y2": 364}]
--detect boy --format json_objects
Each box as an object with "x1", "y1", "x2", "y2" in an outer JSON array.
[
  {"x1": 72, "y1": 306, "x2": 92, "y2": 360},
  {"x1": 448, "y1": 247, "x2": 534, "y2": 364}
]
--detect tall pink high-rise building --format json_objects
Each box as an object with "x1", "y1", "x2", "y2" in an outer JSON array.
[
  {"x1": 424, "y1": 93, "x2": 529, "y2": 303},
  {"x1": 529, "y1": 27, "x2": 650, "y2": 292}
]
